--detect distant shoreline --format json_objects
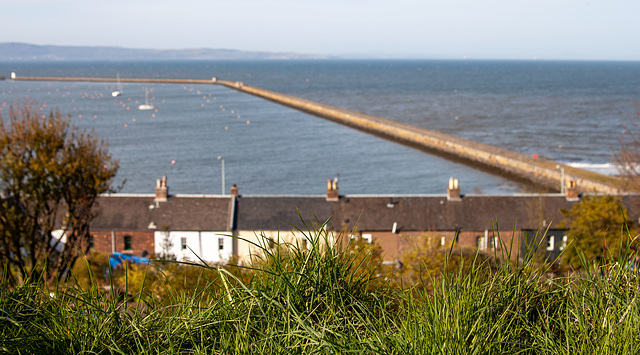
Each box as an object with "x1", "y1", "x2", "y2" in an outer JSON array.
[
  {"x1": 0, "y1": 42, "x2": 335, "y2": 61},
  {"x1": 3, "y1": 43, "x2": 640, "y2": 62}
]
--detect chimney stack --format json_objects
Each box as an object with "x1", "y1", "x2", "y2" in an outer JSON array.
[
  {"x1": 155, "y1": 176, "x2": 168, "y2": 202},
  {"x1": 326, "y1": 177, "x2": 339, "y2": 201},
  {"x1": 230, "y1": 184, "x2": 239, "y2": 197},
  {"x1": 565, "y1": 180, "x2": 579, "y2": 200},
  {"x1": 447, "y1": 177, "x2": 461, "y2": 201}
]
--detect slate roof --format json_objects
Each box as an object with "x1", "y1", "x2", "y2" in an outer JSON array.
[
  {"x1": 90, "y1": 192, "x2": 640, "y2": 235},
  {"x1": 332, "y1": 194, "x2": 589, "y2": 233},
  {"x1": 91, "y1": 195, "x2": 155, "y2": 231},
  {"x1": 91, "y1": 194, "x2": 233, "y2": 232},
  {"x1": 151, "y1": 196, "x2": 232, "y2": 231},
  {"x1": 235, "y1": 196, "x2": 333, "y2": 231}
]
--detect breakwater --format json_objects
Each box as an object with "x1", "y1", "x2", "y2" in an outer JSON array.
[
  {"x1": 217, "y1": 80, "x2": 625, "y2": 194},
  {"x1": 9, "y1": 75, "x2": 625, "y2": 193},
  {"x1": 10, "y1": 75, "x2": 215, "y2": 85}
]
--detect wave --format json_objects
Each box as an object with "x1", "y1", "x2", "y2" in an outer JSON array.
[{"x1": 564, "y1": 162, "x2": 617, "y2": 175}]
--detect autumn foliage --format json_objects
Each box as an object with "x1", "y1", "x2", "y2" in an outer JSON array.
[{"x1": 0, "y1": 100, "x2": 118, "y2": 285}]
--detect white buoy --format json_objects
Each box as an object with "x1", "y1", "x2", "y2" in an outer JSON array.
[{"x1": 10, "y1": 72, "x2": 16, "y2": 79}]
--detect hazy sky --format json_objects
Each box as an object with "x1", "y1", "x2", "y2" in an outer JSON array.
[{"x1": 3, "y1": 0, "x2": 639, "y2": 60}]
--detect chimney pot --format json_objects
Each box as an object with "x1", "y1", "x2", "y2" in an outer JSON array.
[
  {"x1": 447, "y1": 177, "x2": 461, "y2": 201},
  {"x1": 565, "y1": 180, "x2": 579, "y2": 200},
  {"x1": 326, "y1": 177, "x2": 339, "y2": 201},
  {"x1": 155, "y1": 176, "x2": 168, "y2": 202}
]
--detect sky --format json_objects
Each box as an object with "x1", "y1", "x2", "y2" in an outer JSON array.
[{"x1": 2, "y1": 0, "x2": 640, "y2": 61}]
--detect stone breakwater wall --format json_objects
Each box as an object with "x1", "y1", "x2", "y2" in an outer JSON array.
[
  {"x1": 219, "y1": 80, "x2": 624, "y2": 194},
  {"x1": 12, "y1": 76, "x2": 215, "y2": 85}
]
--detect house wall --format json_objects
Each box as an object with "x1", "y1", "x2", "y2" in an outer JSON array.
[
  {"x1": 90, "y1": 230, "x2": 154, "y2": 257},
  {"x1": 154, "y1": 231, "x2": 233, "y2": 263},
  {"x1": 522, "y1": 229, "x2": 568, "y2": 261},
  {"x1": 236, "y1": 230, "x2": 322, "y2": 264},
  {"x1": 364, "y1": 229, "x2": 523, "y2": 262}
]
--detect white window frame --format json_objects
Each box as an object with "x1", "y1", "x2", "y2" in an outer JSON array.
[
  {"x1": 560, "y1": 235, "x2": 568, "y2": 251},
  {"x1": 546, "y1": 235, "x2": 555, "y2": 251}
]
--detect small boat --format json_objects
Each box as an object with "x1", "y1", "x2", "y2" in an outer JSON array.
[
  {"x1": 138, "y1": 87, "x2": 155, "y2": 110},
  {"x1": 111, "y1": 73, "x2": 122, "y2": 97}
]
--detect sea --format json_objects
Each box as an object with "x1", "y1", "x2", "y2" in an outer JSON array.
[{"x1": 1, "y1": 60, "x2": 639, "y2": 196}]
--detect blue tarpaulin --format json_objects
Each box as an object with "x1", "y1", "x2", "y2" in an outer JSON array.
[{"x1": 109, "y1": 252, "x2": 149, "y2": 269}]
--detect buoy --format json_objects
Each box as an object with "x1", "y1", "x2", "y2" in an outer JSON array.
[{"x1": 171, "y1": 160, "x2": 176, "y2": 165}]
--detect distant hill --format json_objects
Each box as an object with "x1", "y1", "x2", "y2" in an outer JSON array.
[{"x1": 0, "y1": 43, "x2": 334, "y2": 61}]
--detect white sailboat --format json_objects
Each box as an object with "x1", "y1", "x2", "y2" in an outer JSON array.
[
  {"x1": 138, "y1": 87, "x2": 155, "y2": 110},
  {"x1": 111, "y1": 73, "x2": 122, "y2": 97}
]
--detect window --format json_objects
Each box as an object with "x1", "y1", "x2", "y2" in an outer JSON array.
[
  {"x1": 546, "y1": 235, "x2": 555, "y2": 251},
  {"x1": 124, "y1": 235, "x2": 132, "y2": 251},
  {"x1": 362, "y1": 234, "x2": 372, "y2": 244},
  {"x1": 490, "y1": 236, "x2": 499, "y2": 250},
  {"x1": 89, "y1": 235, "x2": 94, "y2": 249},
  {"x1": 218, "y1": 237, "x2": 224, "y2": 251},
  {"x1": 440, "y1": 236, "x2": 446, "y2": 246},
  {"x1": 181, "y1": 237, "x2": 187, "y2": 250},
  {"x1": 560, "y1": 235, "x2": 568, "y2": 251},
  {"x1": 476, "y1": 235, "x2": 486, "y2": 250}
]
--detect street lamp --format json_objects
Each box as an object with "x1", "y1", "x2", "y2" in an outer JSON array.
[
  {"x1": 556, "y1": 164, "x2": 565, "y2": 194},
  {"x1": 218, "y1": 156, "x2": 225, "y2": 195}
]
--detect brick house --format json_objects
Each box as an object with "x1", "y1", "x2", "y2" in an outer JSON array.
[{"x1": 90, "y1": 177, "x2": 234, "y2": 263}]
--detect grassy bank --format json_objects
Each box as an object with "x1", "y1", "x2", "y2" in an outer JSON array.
[{"x1": 2, "y1": 221, "x2": 640, "y2": 354}]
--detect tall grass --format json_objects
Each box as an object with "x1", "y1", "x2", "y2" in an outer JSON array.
[{"x1": 1, "y1": 218, "x2": 640, "y2": 354}]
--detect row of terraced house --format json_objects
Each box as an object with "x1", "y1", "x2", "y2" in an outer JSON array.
[{"x1": 87, "y1": 176, "x2": 640, "y2": 265}]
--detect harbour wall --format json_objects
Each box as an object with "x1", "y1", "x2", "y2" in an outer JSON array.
[
  {"x1": 11, "y1": 76, "x2": 215, "y2": 85},
  {"x1": 217, "y1": 80, "x2": 625, "y2": 194},
  {"x1": 8, "y1": 75, "x2": 626, "y2": 193}
]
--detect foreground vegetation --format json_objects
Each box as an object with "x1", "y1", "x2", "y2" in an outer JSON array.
[{"x1": 2, "y1": 220, "x2": 640, "y2": 354}]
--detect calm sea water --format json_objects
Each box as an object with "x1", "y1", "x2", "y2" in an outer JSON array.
[{"x1": 1, "y1": 60, "x2": 639, "y2": 195}]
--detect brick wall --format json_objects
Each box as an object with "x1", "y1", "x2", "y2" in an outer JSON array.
[
  {"x1": 368, "y1": 229, "x2": 523, "y2": 262},
  {"x1": 90, "y1": 230, "x2": 154, "y2": 257}
]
